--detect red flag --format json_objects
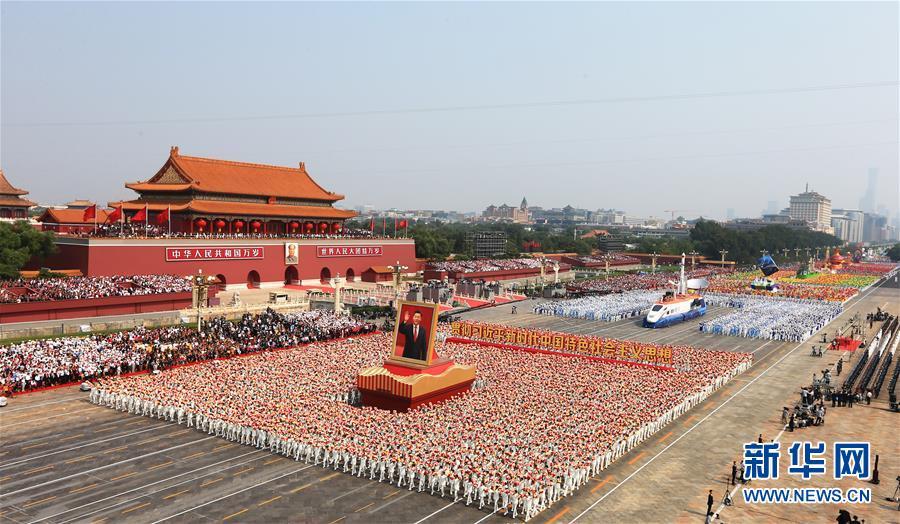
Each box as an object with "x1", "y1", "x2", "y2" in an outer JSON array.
[
  {"x1": 82, "y1": 204, "x2": 96, "y2": 222},
  {"x1": 156, "y1": 207, "x2": 170, "y2": 225},
  {"x1": 106, "y1": 206, "x2": 122, "y2": 223},
  {"x1": 369, "y1": 216, "x2": 375, "y2": 232},
  {"x1": 394, "y1": 217, "x2": 398, "y2": 236},
  {"x1": 132, "y1": 206, "x2": 147, "y2": 222}
]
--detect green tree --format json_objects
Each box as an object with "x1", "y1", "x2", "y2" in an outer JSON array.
[
  {"x1": 0, "y1": 221, "x2": 58, "y2": 279},
  {"x1": 688, "y1": 220, "x2": 841, "y2": 264},
  {"x1": 886, "y1": 243, "x2": 900, "y2": 262}
]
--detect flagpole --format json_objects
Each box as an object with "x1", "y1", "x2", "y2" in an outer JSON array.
[
  {"x1": 120, "y1": 206, "x2": 124, "y2": 238},
  {"x1": 144, "y1": 204, "x2": 149, "y2": 238},
  {"x1": 167, "y1": 205, "x2": 171, "y2": 237}
]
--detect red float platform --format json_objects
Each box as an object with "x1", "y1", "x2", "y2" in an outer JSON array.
[{"x1": 357, "y1": 358, "x2": 476, "y2": 412}]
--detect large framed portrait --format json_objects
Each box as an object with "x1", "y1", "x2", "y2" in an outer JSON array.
[
  {"x1": 390, "y1": 301, "x2": 440, "y2": 366},
  {"x1": 284, "y1": 242, "x2": 299, "y2": 265}
]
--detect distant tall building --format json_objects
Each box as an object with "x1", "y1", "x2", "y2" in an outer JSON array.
[
  {"x1": 831, "y1": 209, "x2": 864, "y2": 243},
  {"x1": 858, "y1": 168, "x2": 878, "y2": 213},
  {"x1": 482, "y1": 197, "x2": 530, "y2": 223},
  {"x1": 594, "y1": 208, "x2": 626, "y2": 225},
  {"x1": 763, "y1": 200, "x2": 780, "y2": 216},
  {"x1": 726, "y1": 208, "x2": 735, "y2": 220},
  {"x1": 862, "y1": 213, "x2": 889, "y2": 243},
  {"x1": 789, "y1": 186, "x2": 832, "y2": 234}
]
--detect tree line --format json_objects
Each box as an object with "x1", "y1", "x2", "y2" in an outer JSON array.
[
  {"x1": 625, "y1": 220, "x2": 842, "y2": 264},
  {"x1": 0, "y1": 221, "x2": 57, "y2": 279}
]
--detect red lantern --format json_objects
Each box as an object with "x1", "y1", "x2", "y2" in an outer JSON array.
[
  {"x1": 305, "y1": 222, "x2": 314, "y2": 232},
  {"x1": 290, "y1": 221, "x2": 299, "y2": 230},
  {"x1": 251, "y1": 220, "x2": 261, "y2": 231},
  {"x1": 332, "y1": 223, "x2": 341, "y2": 233},
  {"x1": 234, "y1": 220, "x2": 244, "y2": 229},
  {"x1": 215, "y1": 219, "x2": 225, "y2": 230},
  {"x1": 319, "y1": 222, "x2": 328, "y2": 231},
  {"x1": 196, "y1": 218, "x2": 208, "y2": 228}
]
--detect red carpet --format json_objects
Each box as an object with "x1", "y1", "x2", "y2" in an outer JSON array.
[{"x1": 834, "y1": 337, "x2": 862, "y2": 351}]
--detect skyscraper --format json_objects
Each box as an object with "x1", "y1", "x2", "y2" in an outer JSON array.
[
  {"x1": 858, "y1": 168, "x2": 878, "y2": 213},
  {"x1": 789, "y1": 186, "x2": 833, "y2": 234},
  {"x1": 831, "y1": 209, "x2": 864, "y2": 243}
]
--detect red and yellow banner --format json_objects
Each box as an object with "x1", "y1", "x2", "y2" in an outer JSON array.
[{"x1": 450, "y1": 321, "x2": 673, "y2": 366}]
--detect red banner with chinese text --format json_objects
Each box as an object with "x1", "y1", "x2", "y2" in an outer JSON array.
[
  {"x1": 449, "y1": 321, "x2": 674, "y2": 367},
  {"x1": 165, "y1": 246, "x2": 264, "y2": 262}
]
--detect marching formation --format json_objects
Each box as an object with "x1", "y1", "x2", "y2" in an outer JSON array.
[
  {"x1": 91, "y1": 333, "x2": 751, "y2": 521},
  {"x1": 701, "y1": 294, "x2": 843, "y2": 342},
  {"x1": 533, "y1": 290, "x2": 660, "y2": 321}
]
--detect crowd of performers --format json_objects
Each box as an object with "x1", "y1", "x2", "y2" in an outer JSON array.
[
  {"x1": 90, "y1": 333, "x2": 751, "y2": 521},
  {"x1": 565, "y1": 268, "x2": 720, "y2": 294},
  {"x1": 701, "y1": 294, "x2": 843, "y2": 342},
  {"x1": 0, "y1": 309, "x2": 375, "y2": 394},
  {"x1": 532, "y1": 291, "x2": 661, "y2": 322},
  {"x1": 0, "y1": 274, "x2": 191, "y2": 303}
]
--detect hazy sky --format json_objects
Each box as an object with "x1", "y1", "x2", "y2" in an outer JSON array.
[{"x1": 2, "y1": 2, "x2": 898, "y2": 219}]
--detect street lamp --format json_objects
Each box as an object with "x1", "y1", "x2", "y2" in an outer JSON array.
[
  {"x1": 650, "y1": 252, "x2": 659, "y2": 273},
  {"x1": 388, "y1": 260, "x2": 409, "y2": 289},
  {"x1": 719, "y1": 249, "x2": 728, "y2": 263},
  {"x1": 688, "y1": 250, "x2": 699, "y2": 269},
  {"x1": 187, "y1": 269, "x2": 217, "y2": 331}
]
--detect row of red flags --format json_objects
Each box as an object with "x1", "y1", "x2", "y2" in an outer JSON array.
[
  {"x1": 369, "y1": 216, "x2": 408, "y2": 235},
  {"x1": 82, "y1": 204, "x2": 169, "y2": 224}
]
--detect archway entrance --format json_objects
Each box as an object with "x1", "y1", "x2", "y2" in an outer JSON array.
[
  {"x1": 345, "y1": 268, "x2": 355, "y2": 282},
  {"x1": 247, "y1": 270, "x2": 260, "y2": 289},
  {"x1": 320, "y1": 267, "x2": 331, "y2": 284},
  {"x1": 213, "y1": 274, "x2": 227, "y2": 295},
  {"x1": 284, "y1": 266, "x2": 299, "y2": 285}
]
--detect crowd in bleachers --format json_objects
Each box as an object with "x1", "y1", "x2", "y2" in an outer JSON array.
[
  {"x1": 91, "y1": 332, "x2": 751, "y2": 521},
  {"x1": 75, "y1": 222, "x2": 391, "y2": 240},
  {"x1": 0, "y1": 274, "x2": 192, "y2": 303},
  {"x1": 0, "y1": 309, "x2": 374, "y2": 393},
  {"x1": 427, "y1": 258, "x2": 549, "y2": 274},
  {"x1": 569, "y1": 254, "x2": 641, "y2": 266}
]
